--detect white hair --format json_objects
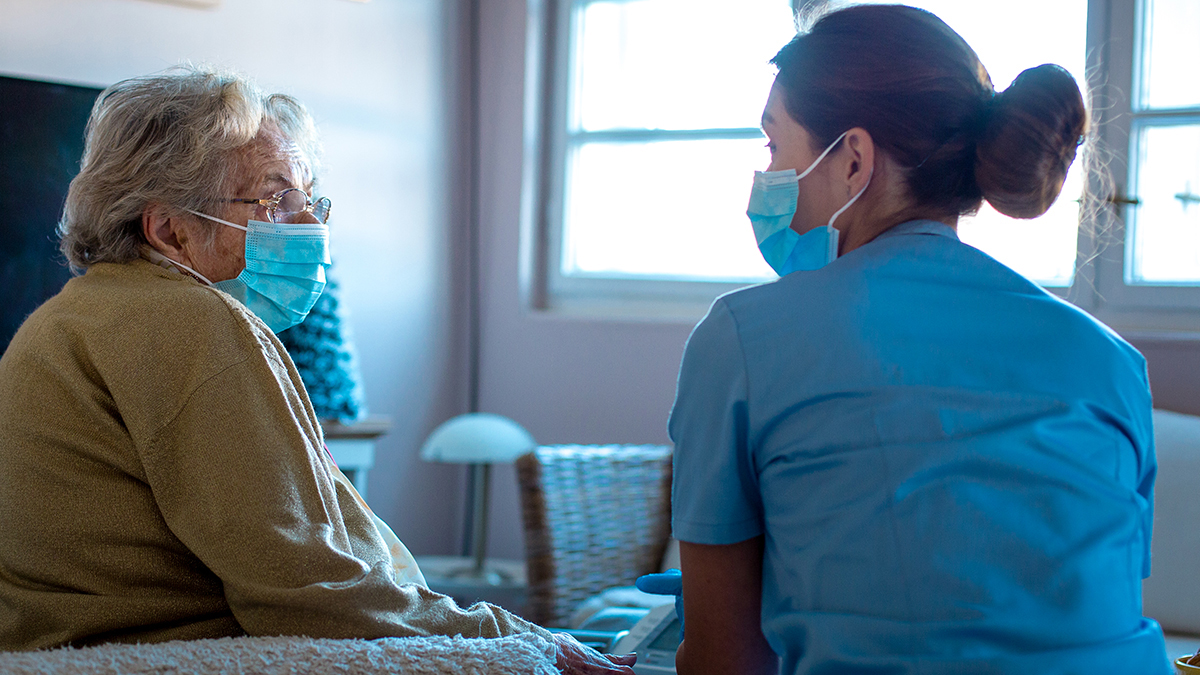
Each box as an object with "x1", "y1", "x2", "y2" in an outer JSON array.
[{"x1": 59, "y1": 64, "x2": 322, "y2": 269}]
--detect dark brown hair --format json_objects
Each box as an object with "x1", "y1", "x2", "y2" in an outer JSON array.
[{"x1": 771, "y1": 4, "x2": 1087, "y2": 220}]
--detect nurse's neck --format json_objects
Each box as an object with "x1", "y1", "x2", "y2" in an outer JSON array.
[{"x1": 836, "y1": 156, "x2": 958, "y2": 255}]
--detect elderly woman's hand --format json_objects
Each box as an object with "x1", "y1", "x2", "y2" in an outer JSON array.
[{"x1": 553, "y1": 632, "x2": 637, "y2": 674}]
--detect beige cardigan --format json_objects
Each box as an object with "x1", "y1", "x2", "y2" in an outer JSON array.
[{"x1": 0, "y1": 260, "x2": 548, "y2": 651}]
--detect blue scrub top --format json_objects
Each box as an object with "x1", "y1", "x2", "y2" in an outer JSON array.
[{"x1": 669, "y1": 221, "x2": 1169, "y2": 674}]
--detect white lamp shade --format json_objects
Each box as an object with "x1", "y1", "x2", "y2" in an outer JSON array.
[{"x1": 419, "y1": 413, "x2": 537, "y2": 464}]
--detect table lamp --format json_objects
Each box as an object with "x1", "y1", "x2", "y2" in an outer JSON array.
[{"x1": 420, "y1": 413, "x2": 536, "y2": 584}]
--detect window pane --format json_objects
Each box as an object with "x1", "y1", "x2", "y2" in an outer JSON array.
[
  {"x1": 859, "y1": 0, "x2": 1087, "y2": 286},
  {"x1": 1140, "y1": 0, "x2": 1200, "y2": 109},
  {"x1": 572, "y1": 0, "x2": 795, "y2": 131},
  {"x1": 563, "y1": 139, "x2": 774, "y2": 280},
  {"x1": 1128, "y1": 123, "x2": 1200, "y2": 284}
]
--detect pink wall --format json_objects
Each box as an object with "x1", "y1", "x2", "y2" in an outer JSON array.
[
  {"x1": 1133, "y1": 336, "x2": 1200, "y2": 416},
  {"x1": 473, "y1": 0, "x2": 689, "y2": 560}
]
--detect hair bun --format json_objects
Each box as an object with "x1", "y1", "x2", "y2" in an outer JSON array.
[{"x1": 975, "y1": 64, "x2": 1087, "y2": 219}]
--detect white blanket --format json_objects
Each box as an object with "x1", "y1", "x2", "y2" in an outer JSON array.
[{"x1": 0, "y1": 633, "x2": 559, "y2": 675}]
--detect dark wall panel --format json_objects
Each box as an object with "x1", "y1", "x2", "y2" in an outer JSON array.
[{"x1": 0, "y1": 74, "x2": 102, "y2": 353}]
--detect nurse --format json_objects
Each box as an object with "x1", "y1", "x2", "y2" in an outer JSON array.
[{"x1": 663, "y1": 4, "x2": 1168, "y2": 674}]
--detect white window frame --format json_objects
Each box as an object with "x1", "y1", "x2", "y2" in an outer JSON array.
[
  {"x1": 529, "y1": 0, "x2": 1200, "y2": 331},
  {"x1": 1073, "y1": 0, "x2": 1200, "y2": 334},
  {"x1": 530, "y1": 0, "x2": 785, "y2": 317}
]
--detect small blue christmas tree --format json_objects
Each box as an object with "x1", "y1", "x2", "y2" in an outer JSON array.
[{"x1": 277, "y1": 266, "x2": 366, "y2": 423}]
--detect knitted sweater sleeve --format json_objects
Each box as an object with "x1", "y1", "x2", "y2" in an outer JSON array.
[{"x1": 139, "y1": 307, "x2": 549, "y2": 642}]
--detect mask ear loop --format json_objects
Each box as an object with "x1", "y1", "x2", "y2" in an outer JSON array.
[
  {"x1": 169, "y1": 259, "x2": 216, "y2": 286},
  {"x1": 828, "y1": 168, "x2": 873, "y2": 229},
  {"x1": 146, "y1": 249, "x2": 215, "y2": 285},
  {"x1": 784, "y1": 130, "x2": 868, "y2": 261},
  {"x1": 794, "y1": 131, "x2": 849, "y2": 182},
  {"x1": 185, "y1": 208, "x2": 249, "y2": 232},
  {"x1": 167, "y1": 208, "x2": 250, "y2": 284},
  {"x1": 826, "y1": 166, "x2": 874, "y2": 258}
]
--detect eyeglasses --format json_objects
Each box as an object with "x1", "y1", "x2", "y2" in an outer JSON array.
[{"x1": 227, "y1": 188, "x2": 331, "y2": 224}]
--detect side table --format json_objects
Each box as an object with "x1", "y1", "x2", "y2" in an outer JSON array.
[
  {"x1": 415, "y1": 555, "x2": 528, "y2": 616},
  {"x1": 322, "y1": 416, "x2": 390, "y2": 500}
]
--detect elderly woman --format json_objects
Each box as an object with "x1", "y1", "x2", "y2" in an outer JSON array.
[{"x1": 0, "y1": 66, "x2": 632, "y2": 675}]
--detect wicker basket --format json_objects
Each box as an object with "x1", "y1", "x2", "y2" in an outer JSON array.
[{"x1": 516, "y1": 444, "x2": 673, "y2": 628}]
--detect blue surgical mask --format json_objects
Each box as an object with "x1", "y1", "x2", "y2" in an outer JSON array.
[
  {"x1": 747, "y1": 131, "x2": 872, "y2": 276},
  {"x1": 184, "y1": 209, "x2": 331, "y2": 333}
]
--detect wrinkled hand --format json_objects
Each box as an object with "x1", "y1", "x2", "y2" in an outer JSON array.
[
  {"x1": 635, "y1": 568, "x2": 684, "y2": 639},
  {"x1": 553, "y1": 632, "x2": 636, "y2": 674}
]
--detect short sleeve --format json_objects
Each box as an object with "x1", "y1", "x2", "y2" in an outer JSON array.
[
  {"x1": 1133, "y1": 357, "x2": 1156, "y2": 580},
  {"x1": 668, "y1": 299, "x2": 763, "y2": 545}
]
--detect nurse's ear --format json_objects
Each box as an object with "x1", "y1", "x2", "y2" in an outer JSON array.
[
  {"x1": 831, "y1": 127, "x2": 902, "y2": 256},
  {"x1": 838, "y1": 127, "x2": 876, "y2": 198}
]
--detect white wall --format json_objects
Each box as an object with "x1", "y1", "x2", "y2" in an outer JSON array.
[{"x1": 0, "y1": 0, "x2": 471, "y2": 556}]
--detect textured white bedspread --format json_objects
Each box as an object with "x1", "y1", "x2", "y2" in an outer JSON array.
[{"x1": 0, "y1": 633, "x2": 559, "y2": 675}]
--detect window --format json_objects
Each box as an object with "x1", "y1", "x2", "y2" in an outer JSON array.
[
  {"x1": 1127, "y1": 0, "x2": 1200, "y2": 286},
  {"x1": 539, "y1": 0, "x2": 792, "y2": 312},
  {"x1": 1087, "y1": 0, "x2": 1200, "y2": 326},
  {"x1": 532, "y1": 0, "x2": 1200, "y2": 331}
]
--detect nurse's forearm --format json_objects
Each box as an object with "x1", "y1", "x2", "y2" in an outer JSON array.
[
  {"x1": 676, "y1": 637, "x2": 777, "y2": 675},
  {"x1": 675, "y1": 538, "x2": 779, "y2": 675}
]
